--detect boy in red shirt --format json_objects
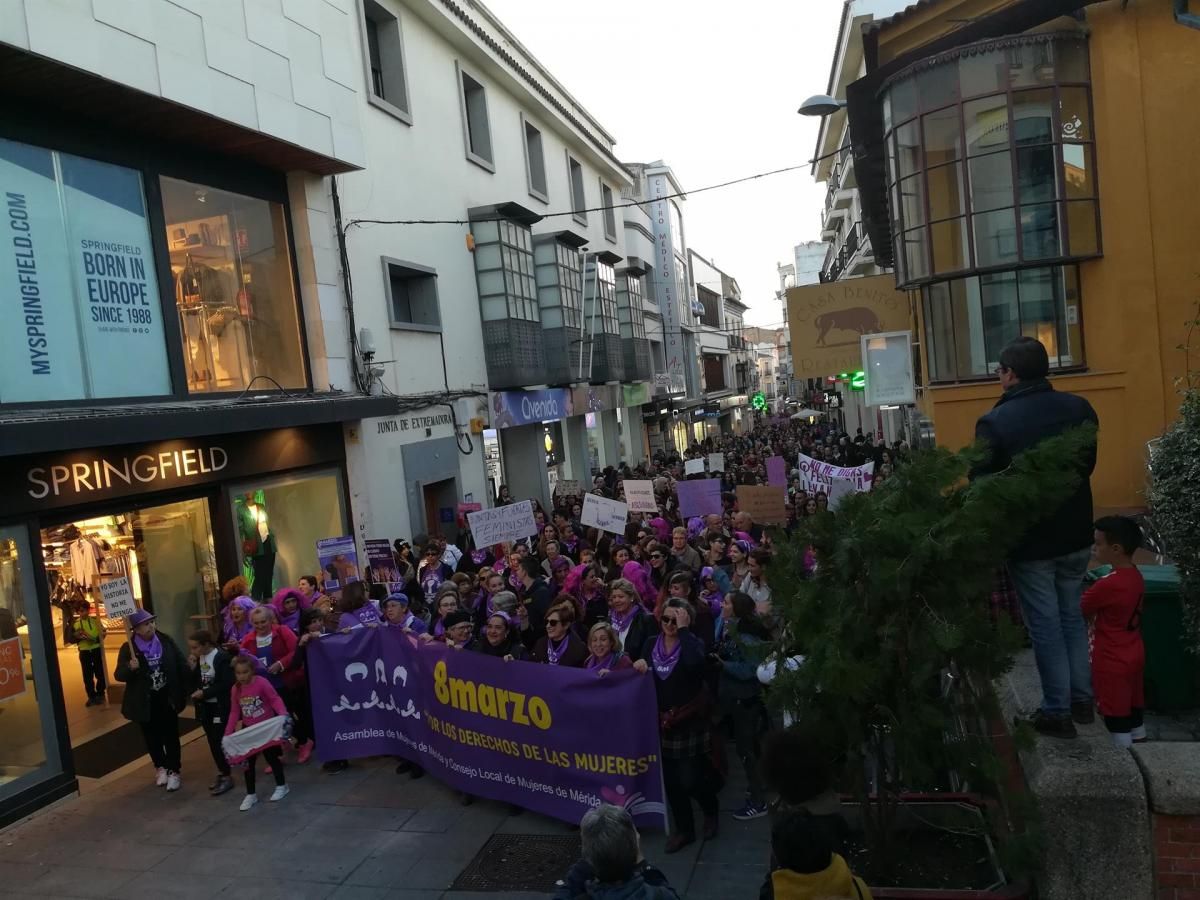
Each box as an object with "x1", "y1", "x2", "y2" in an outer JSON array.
[{"x1": 1081, "y1": 516, "x2": 1146, "y2": 748}]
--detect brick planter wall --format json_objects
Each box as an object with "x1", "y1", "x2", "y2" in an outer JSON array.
[{"x1": 1154, "y1": 814, "x2": 1200, "y2": 899}]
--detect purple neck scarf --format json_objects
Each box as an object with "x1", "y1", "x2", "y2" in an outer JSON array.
[
  {"x1": 699, "y1": 590, "x2": 723, "y2": 618},
  {"x1": 651, "y1": 634, "x2": 682, "y2": 680},
  {"x1": 610, "y1": 605, "x2": 639, "y2": 634},
  {"x1": 471, "y1": 549, "x2": 489, "y2": 564},
  {"x1": 587, "y1": 652, "x2": 617, "y2": 671},
  {"x1": 546, "y1": 635, "x2": 570, "y2": 665},
  {"x1": 134, "y1": 632, "x2": 162, "y2": 658}
]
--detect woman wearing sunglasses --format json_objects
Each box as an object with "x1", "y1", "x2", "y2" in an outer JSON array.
[
  {"x1": 632, "y1": 596, "x2": 719, "y2": 853},
  {"x1": 530, "y1": 602, "x2": 588, "y2": 667}
]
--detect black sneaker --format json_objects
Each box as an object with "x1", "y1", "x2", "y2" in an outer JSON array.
[
  {"x1": 1030, "y1": 709, "x2": 1077, "y2": 739},
  {"x1": 1071, "y1": 701, "x2": 1095, "y2": 725}
]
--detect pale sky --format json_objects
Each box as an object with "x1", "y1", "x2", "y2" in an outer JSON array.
[{"x1": 482, "y1": 0, "x2": 846, "y2": 329}]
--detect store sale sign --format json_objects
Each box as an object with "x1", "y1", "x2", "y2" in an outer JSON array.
[{"x1": 0, "y1": 638, "x2": 26, "y2": 703}]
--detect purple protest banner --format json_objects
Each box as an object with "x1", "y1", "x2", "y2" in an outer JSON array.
[
  {"x1": 308, "y1": 627, "x2": 668, "y2": 828},
  {"x1": 676, "y1": 478, "x2": 722, "y2": 518},
  {"x1": 766, "y1": 456, "x2": 787, "y2": 488}
]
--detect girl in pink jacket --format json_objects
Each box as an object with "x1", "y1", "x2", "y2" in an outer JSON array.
[{"x1": 226, "y1": 655, "x2": 290, "y2": 811}]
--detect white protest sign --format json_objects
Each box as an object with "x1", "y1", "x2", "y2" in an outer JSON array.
[
  {"x1": 708, "y1": 453, "x2": 725, "y2": 472},
  {"x1": 467, "y1": 500, "x2": 537, "y2": 547},
  {"x1": 581, "y1": 494, "x2": 629, "y2": 535},
  {"x1": 556, "y1": 479, "x2": 581, "y2": 497},
  {"x1": 623, "y1": 480, "x2": 658, "y2": 513},
  {"x1": 797, "y1": 453, "x2": 874, "y2": 494},
  {"x1": 99, "y1": 576, "x2": 137, "y2": 618},
  {"x1": 684, "y1": 458, "x2": 705, "y2": 476},
  {"x1": 827, "y1": 477, "x2": 857, "y2": 510}
]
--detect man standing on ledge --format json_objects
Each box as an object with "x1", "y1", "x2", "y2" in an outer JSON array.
[{"x1": 972, "y1": 337, "x2": 1100, "y2": 739}]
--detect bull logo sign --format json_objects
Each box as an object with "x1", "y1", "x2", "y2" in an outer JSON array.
[
  {"x1": 814, "y1": 307, "x2": 882, "y2": 347},
  {"x1": 786, "y1": 274, "x2": 910, "y2": 376}
]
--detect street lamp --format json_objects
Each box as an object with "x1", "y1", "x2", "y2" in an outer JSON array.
[{"x1": 797, "y1": 94, "x2": 846, "y2": 117}]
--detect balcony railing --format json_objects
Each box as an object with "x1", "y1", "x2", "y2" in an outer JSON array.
[{"x1": 819, "y1": 222, "x2": 867, "y2": 283}]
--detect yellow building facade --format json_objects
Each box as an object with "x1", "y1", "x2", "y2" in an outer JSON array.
[{"x1": 855, "y1": 0, "x2": 1199, "y2": 510}]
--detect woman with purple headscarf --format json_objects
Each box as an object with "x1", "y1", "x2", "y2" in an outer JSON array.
[
  {"x1": 271, "y1": 588, "x2": 310, "y2": 634},
  {"x1": 222, "y1": 596, "x2": 257, "y2": 653}
]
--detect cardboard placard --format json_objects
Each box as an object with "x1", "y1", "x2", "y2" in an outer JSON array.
[
  {"x1": 623, "y1": 480, "x2": 658, "y2": 513},
  {"x1": 581, "y1": 494, "x2": 629, "y2": 535},
  {"x1": 684, "y1": 458, "x2": 705, "y2": 476},
  {"x1": 0, "y1": 637, "x2": 26, "y2": 703},
  {"x1": 99, "y1": 576, "x2": 137, "y2": 619},
  {"x1": 467, "y1": 500, "x2": 538, "y2": 547},
  {"x1": 676, "y1": 479, "x2": 723, "y2": 519},
  {"x1": 736, "y1": 485, "x2": 788, "y2": 525},
  {"x1": 707, "y1": 453, "x2": 725, "y2": 472}
]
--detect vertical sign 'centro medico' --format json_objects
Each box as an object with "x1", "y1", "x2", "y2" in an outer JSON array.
[{"x1": 647, "y1": 170, "x2": 685, "y2": 395}]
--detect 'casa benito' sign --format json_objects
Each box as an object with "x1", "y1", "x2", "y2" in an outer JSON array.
[{"x1": 786, "y1": 274, "x2": 912, "y2": 377}]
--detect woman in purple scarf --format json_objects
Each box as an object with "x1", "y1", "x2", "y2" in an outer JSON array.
[
  {"x1": 632, "y1": 596, "x2": 718, "y2": 854},
  {"x1": 584, "y1": 621, "x2": 633, "y2": 675},
  {"x1": 271, "y1": 587, "x2": 311, "y2": 634},
  {"x1": 336, "y1": 581, "x2": 381, "y2": 631},
  {"x1": 114, "y1": 610, "x2": 190, "y2": 792},
  {"x1": 608, "y1": 578, "x2": 658, "y2": 664},
  {"x1": 530, "y1": 602, "x2": 588, "y2": 667},
  {"x1": 221, "y1": 596, "x2": 257, "y2": 653}
]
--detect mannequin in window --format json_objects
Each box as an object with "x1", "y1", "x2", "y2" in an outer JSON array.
[{"x1": 238, "y1": 494, "x2": 276, "y2": 601}]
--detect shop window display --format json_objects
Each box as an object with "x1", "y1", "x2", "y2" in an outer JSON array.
[
  {"x1": 161, "y1": 176, "x2": 306, "y2": 394},
  {"x1": 232, "y1": 470, "x2": 348, "y2": 601},
  {"x1": 1, "y1": 532, "x2": 63, "y2": 799}
]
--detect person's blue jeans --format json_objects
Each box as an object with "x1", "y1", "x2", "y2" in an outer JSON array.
[{"x1": 1007, "y1": 547, "x2": 1093, "y2": 716}]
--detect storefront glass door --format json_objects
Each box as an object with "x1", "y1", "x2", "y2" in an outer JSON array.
[{"x1": 0, "y1": 528, "x2": 63, "y2": 801}]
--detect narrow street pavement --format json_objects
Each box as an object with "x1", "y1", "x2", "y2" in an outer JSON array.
[{"x1": 0, "y1": 736, "x2": 767, "y2": 900}]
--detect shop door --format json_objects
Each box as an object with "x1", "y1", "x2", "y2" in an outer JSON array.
[
  {"x1": 0, "y1": 528, "x2": 64, "y2": 803},
  {"x1": 39, "y1": 497, "x2": 217, "y2": 775}
]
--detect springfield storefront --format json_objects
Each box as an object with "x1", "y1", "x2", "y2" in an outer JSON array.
[{"x1": 0, "y1": 427, "x2": 352, "y2": 826}]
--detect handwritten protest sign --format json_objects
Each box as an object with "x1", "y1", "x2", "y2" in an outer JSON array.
[
  {"x1": 828, "y1": 477, "x2": 858, "y2": 510},
  {"x1": 683, "y1": 458, "x2": 705, "y2": 476},
  {"x1": 555, "y1": 480, "x2": 581, "y2": 498},
  {"x1": 766, "y1": 456, "x2": 788, "y2": 488},
  {"x1": 467, "y1": 500, "x2": 537, "y2": 546},
  {"x1": 797, "y1": 453, "x2": 874, "y2": 494},
  {"x1": 99, "y1": 576, "x2": 137, "y2": 618},
  {"x1": 707, "y1": 453, "x2": 725, "y2": 472},
  {"x1": 623, "y1": 480, "x2": 658, "y2": 513},
  {"x1": 309, "y1": 628, "x2": 667, "y2": 827},
  {"x1": 582, "y1": 494, "x2": 629, "y2": 534},
  {"x1": 676, "y1": 478, "x2": 722, "y2": 518},
  {"x1": 736, "y1": 485, "x2": 788, "y2": 525}
]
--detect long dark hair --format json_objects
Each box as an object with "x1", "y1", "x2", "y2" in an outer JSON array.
[{"x1": 726, "y1": 590, "x2": 769, "y2": 639}]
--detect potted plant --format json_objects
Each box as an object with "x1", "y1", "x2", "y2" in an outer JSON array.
[{"x1": 769, "y1": 426, "x2": 1095, "y2": 897}]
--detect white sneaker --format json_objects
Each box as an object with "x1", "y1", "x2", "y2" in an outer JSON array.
[
  {"x1": 269, "y1": 785, "x2": 290, "y2": 802},
  {"x1": 239, "y1": 794, "x2": 258, "y2": 812},
  {"x1": 154, "y1": 767, "x2": 168, "y2": 787},
  {"x1": 166, "y1": 772, "x2": 181, "y2": 792}
]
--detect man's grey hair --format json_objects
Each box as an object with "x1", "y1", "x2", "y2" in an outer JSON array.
[{"x1": 579, "y1": 804, "x2": 638, "y2": 883}]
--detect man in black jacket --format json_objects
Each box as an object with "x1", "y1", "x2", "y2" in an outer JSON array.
[
  {"x1": 519, "y1": 556, "x2": 555, "y2": 646},
  {"x1": 972, "y1": 337, "x2": 1099, "y2": 739}
]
